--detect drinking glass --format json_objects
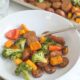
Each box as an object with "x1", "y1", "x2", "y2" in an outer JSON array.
[{"x1": 0, "y1": 0, "x2": 9, "y2": 18}]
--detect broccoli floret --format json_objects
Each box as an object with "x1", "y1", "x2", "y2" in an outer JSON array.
[
  {"x1": 22, "y1": 70, "x2": 30, "y2": 80},
  {"x1": 37, "y1": 0, "x2": 44, "y2": 3},
  {"x1": 45, "y1": 37, "x2": 56, "y2": 44},
  {"x1": 15, "y1": 38, "x2": 26, "y2": 50},
  {"x1": 26, "y1": 64, "x2": 32, "y2": 72},
  {"x1": 15, "y1": 63, "x2": 30, "y2": 80},
  {"x1": 2, "y1": 48, "x2": 22, "y2": 58},
  {"x1": 10, "y1": 52, "x2": 22, "y2": 60},
  {"x1": 41, "y1": 44, "x2": 49, "y2": 54},
  {"x1": 40, "y1": 37, "x2": 56, "y2": 54},
  {"x1": 71, "y1": 0, "x2": 80, "y2": 6},
  {"x1": 15, "y1": 63, "x2": 26, "y2": 75},
  {"x1": 32, "y1": 51, "x2": 47, "y2": 63}
]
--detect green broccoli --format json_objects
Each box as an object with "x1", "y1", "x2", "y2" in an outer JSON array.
[
  {"x1": 41, "y1": 44, "x2": 49, "y2": 54},
  {"x1": 15, "y1": 38, "x2": 26, "y2": 50},
  {"x1": 37, "y1": 0, "x2": 44, "y2": 3},
  {"x1": 2, "y1": 48, "x2": 22, "y2": 58},
  {"x1": 78, "y1": 0, "x2": 80, "y2": 6},
  {"x1": 15, "y1": 62, "x2": 30, "y2": 80},
  {"x1": 22, "y1": 70, "x2": 30, "y2": 80},
  {"x1": 40, "y1": 37, "x2": 56, "y2": 54},
  {"x1": 10, "y1": 52, "x2": 22, "y2": 60},
  {"x1": 45, "y1": 37, "x2": 56, "y2": 44},
  {"x1": 71, "y1": 0, "x2": 80, "y2": 6},
  {"x1": 32, "y1": 51, "x2": 47, "y2": 63}
]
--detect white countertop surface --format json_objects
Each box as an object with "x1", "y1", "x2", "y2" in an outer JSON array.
[
  {"x1": 8, "y1": 1, "x2": 29, "y2": 14},
  {"x1": 2, "y1": 1, "x2": 80, "y2": 80}
]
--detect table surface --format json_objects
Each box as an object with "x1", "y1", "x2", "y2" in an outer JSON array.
[{"x1": 2, "y1": 1, "x2": 80, "y2": 80}]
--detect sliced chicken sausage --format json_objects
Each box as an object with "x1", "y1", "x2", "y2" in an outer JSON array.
[
  {"x1": 62, "y1": 46, "x2": 68, "y2": 55},
  {"x1": 32, "y1": 68, "x2": 43, "y2": 78},
  {"x1": 44, "y1": 64, "x2": 56, "y2": 74},
  {"x1": 52, "y1": 2, "x2": 61, "y2": 9},
  {"x1": 37, "y1": 62, "x2": 48, "y2": 68},
  {"x1": 59, "y1": 57, "x2": 69, "y2": 68},
  {"x1": 50, "y1": 0, "x2": 61, "y2": 2},
  {"x1": 61, "y1": 0, "x2": 72, "y2": 13},
  {"x1": 55, "y1": 9, "x2": 66, "y2": 17},
  {"x1": 22, "y1": 50, "x2": 30, "y2": 61},
  {"x1": 46, "y1": 8, "x2": 54, "y2": 12},
  {"x1": 49, "y1": 35, "x2": 65, "y2": 45}
]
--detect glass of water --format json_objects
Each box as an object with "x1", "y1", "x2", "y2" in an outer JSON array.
[{"x1": 0, "y1": 0, "x2": 9, "y2": 18}]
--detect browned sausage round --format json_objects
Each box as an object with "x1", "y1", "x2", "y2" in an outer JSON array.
[
  {"x1": 37, "y1": 62, "x2": 48, "y2": 68},
  {"x1": 61, "y1": 0, "x2": 72, "y2": 13},
  {"x1": 62, "y1": 46, "x2": 68, "y2": 55},
  {"x1": 32, "y1": 68, "x2": 43, "y2": 78},
  {"x1": 35, "y1": 2, "x2": 47, "y2": 9},
  {"x1": 71, "y1": 6, "x2": 80, "y2": 13},
  {"x1": 46, "y1": 8, "x2": 54, "y2": 13},
  {"x1": 24, "y1": 0, "x2": 35, "y2": 3},
  {"x1": 55, "y1": 9, "x2": 66, "y2": 17},
  {"x1": 34, "y1": 2, "x2": 51, "y2": 9},
  {"x1": 22, "y1": 50, "x2": 30, "y2": 61},
  {"x1": 59, "y1": 57, "x2": 69, "y2": 68},
  {"x1": 49, "y1": 35, "x2": 65, "y2": 45},
  {"x1": 50, "y1": 51, "x2": 62, "y2": 57},
  {"x1": 50, "y1": 0, "x2": 61, "y2": 2},
  {"x1": 52, "y1": 2, "x2": 61, "y2": 9},
  {"x1": 44, "y1": 64, "x2": 56, "y2": 74}
]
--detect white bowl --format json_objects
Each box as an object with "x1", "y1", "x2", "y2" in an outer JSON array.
[{"x1": 0, "y1": 10, "x2": 80, "y2": 80}]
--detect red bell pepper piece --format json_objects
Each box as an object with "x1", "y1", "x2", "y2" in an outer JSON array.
[{"x1": 5, "y1": 29, "x2": 20, "y2": 40}]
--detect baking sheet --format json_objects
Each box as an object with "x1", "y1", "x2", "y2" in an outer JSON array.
[
  {"x1": 12, "y1": 0, "x2": 80, "y2": 28},
  {"x1": 12, "y1": 0, "x2": 41, "y2": 9}
]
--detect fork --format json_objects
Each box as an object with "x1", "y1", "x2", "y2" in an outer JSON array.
[{"x1": 41, "y1": 25, "x2": 80, "y2": 36}]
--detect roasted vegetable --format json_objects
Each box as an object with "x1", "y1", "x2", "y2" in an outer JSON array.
[
  {"x1": 49, "y1": 45, "x2": 62, "y2": 51},
  {"x1": 32, "y1": 51, "x2": 47, "y2": 63},
  {"x1": 24, "y1": 31, "x2": 41, "y2": 51},
  {"x1": 75, "y1": 18, "x2": 80, "y2": 23},
  {"x1": 4, "y1": 40, "x2": 13, "y2": 48},
  {"x1": 45, "y1": 37, "x2": 56, "y2": 44},
  {"x1": 39, "y1": 36, "x2": 46, "y2": 43},
  {"x1": 71, "y1": 0, "x2": 80, "y2": 6},
  {"x1": 19, "y1": 24, "x2": 29, "y2": 35},
  {"x1": 37, "y1": 0, "x2": 44, "y2": 3},
  {"x1": 15, "y1": 63, "x2": 30, "y2": 80},
  {"x1": 41, "y1": 44, "x2": 49, "y2": 54},
  {"x1": 11, "y1": 52, "x2": 22, "y2": 60},
  {"x1": 68, "y1": 12, "x2": 72, "y2": 19},
  {"x1": 14, "y1": 58, "x2": 22, "y2": 65},
  {"x1": 2, "y1": 48, "x2": 22, "y2": 58},
  {"x1": 40, "y1": 37, "x2": 57, "y2": 54},
  {"x1": 26, "y1": 59, "x2": 37, "y2": 70},
  {"x1": 30, "y1": 41, "x2": 41, "y2": 51},
  {"x1": 5, "y1": 29, "x2": 20, "y2": 40},
  {"x1": 15, "y1": 38, "x2": 26, "y2": 50},
  {"x1": 50, "y1": 55, "x2": 63, "y2": 66}
]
